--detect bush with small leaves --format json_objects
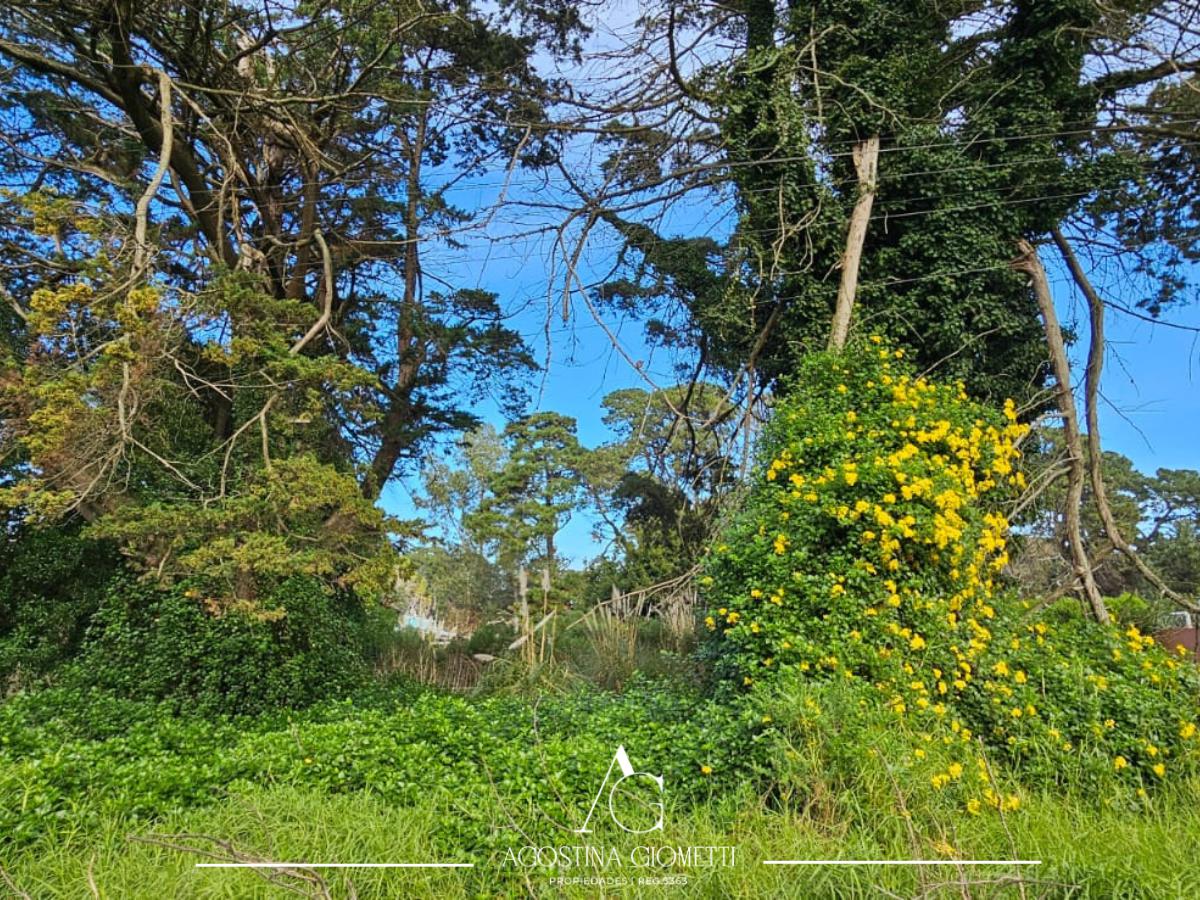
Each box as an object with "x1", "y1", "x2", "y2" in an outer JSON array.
[{"x1": 703, "y1": 340, "x2": 1200, "y2": 807}]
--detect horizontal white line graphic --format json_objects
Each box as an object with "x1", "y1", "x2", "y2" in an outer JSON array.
[
  {"x1": 195, "y1": 862, "x2": 474, "y2": 869},
  {"x1": 763, "y1": 860, "x2": 1041, "y2": 866}
]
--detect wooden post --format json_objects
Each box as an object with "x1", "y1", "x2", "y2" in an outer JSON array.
[
  {"x1": 518, "y1": 566, "x2": 532, "y2": 666},
  {"x1": 539, "y1": 567, "x2": 551, "y2": 662}
]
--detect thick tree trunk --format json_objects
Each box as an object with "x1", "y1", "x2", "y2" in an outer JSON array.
[
  {"x1": 829, "y1": 135, "x2": 880, "y2": 350},
  {"x1": 1013, "y1": 239, "x2": 1109, "y2": 623}
]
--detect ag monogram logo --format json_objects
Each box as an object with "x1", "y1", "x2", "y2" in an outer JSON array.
[{"x1": 573, "y1": 745, "x2": 664, "y2": 835}]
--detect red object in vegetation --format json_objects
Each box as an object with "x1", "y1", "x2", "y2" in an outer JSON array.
[{"x1": 1154, "y1": 627, "x2": 1200, "y2": 663}]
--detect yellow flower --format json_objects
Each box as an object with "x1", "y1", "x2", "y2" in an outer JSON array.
[
  {"x1": 910, "y1": 634, "x2": 926, "y2": 651},
  {"x1": 1114, "y1": 756, "x2": 1128, "y2": 771},
  {"x1": 933, "y1": 840, "x2": 957, "y2": 858},
  {"x1": 966, "y1": 799, "x2": 981, "y2": 815},
  {"x1": 700, "y1": 764, "x2": 713, "y2": 776},
  {"x1": 1153, "y1": 763, "x2": 1165, "y2": 778},
  {"x1": 948, "y1": 762, "x2": 963, "y2": 779},
  {"x1": 1181, "y1": 722, "x2": 1197, "y2": 740}
]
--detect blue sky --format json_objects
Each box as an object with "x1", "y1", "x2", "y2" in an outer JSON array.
[
  {"x1": 382, "y1": 181, "x2": 1200, "y2": 566},
  {"x1": 1052, "y1": 264, "x2": 1200, "y2": 474},
  {"x1": 381, "y1": 5, "x2": 1200, "y2": 566}
]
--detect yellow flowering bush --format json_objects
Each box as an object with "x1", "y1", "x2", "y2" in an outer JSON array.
[
  {"x1": 704, "y1": 341, "x2": 1200, "y2": 798},
  {"x1": 962, "y1": 604, "x2": 1200, "y2": 789}
]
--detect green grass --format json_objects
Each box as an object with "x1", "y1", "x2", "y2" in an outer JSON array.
[
  {"x1": 6, "y1": 782, "x2": 1200, "y2": 898},
  {"x1": 4, "y1": 679, "x2": 1200, "y2": 898}
]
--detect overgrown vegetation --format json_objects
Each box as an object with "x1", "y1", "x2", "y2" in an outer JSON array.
[
  {"x1": 704, "y1": 343, "x2": 1200, "y2": 796},
  {"x1": 2, "y1": 1, "x2": 1200, "y2": 896}
]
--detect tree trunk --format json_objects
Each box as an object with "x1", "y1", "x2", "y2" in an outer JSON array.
[
  {"x1": 1012, "y1": 239, "x2": 1109, "y2": 623},
  {"x1": 829, "y1": 135, "x2": 880, "y2": 350},
  {"x1": 1052, "y1": 228, "x2": 1200, "y2": 613}
]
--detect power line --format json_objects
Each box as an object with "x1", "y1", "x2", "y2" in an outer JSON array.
[{"x1": 427, "y1": 178, "x2": 1195, "y2": 269}]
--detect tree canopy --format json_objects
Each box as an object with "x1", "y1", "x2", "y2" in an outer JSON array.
[{"x1": 0, "y1": 0, "x2": 581, "y2": 604}]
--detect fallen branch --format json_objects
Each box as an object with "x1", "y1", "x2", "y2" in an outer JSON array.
[
  {"x1": 128, "y1": 832, "x2": 337, "y2": 899},
  {"x1": 0, "y1": 864, "x2": 33, "y2": 900}
]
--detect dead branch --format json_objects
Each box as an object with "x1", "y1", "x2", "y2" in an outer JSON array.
[
  {"x1": 1052, "y1": 227, "x2": 1200, "y2": 613},
  {"x1": 0, "y1": 864, "x2": 33, "y2": 900},
  {"x1": 829, "y1": 134, "x2": 880, "y2": 350},
  {"x1": 128, "y1": 832, "x2": 337, "y2": 899},
  {"x1": 290, "y1": 229, "x2": 335, "y2": 355},
  {"x1": 133, "y1": 70, "x2": 175, "y2": 274},
  {"x1": 1012, "y1": 239, "x2": 1108, "y2": 623}
]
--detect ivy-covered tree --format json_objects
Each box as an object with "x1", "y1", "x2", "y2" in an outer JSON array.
[{"x1": 582, "y1": 1, "x2": 1199, "y2": 406}]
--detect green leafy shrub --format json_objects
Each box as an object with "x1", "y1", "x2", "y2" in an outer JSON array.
[
  {"x1": 67, "y1": 576, "x2": 373, "y2": 715},
  {"x1": 466, "y1": 620, "x2": 516, "y2": 656},
  {"x1": 963, "y1": 605, "x2": 1200, "y2": 791},
  {"x1": 1101, "y1": 592, "x2": 1157, "y2": 631},
  {"x1": 0, "y1": 677, "x2": 758, "y2": 847},
  {"x1": 760, "y1": 678, "x2": 1027, "y2": 825},
  {"x1": 702, "y1": 341, "x2": 1200, "y2": 803},
  {"x1": 0, "y1": 527, "x2": 120, "y2": 685}
]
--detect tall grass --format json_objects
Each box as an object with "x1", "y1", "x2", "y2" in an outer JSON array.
[
  {"x1": 5, "y1": 781, "x2": 1200, "y2": 898},
  {"x1": 580, "y1": 601, "x2": 641, "y2": 690}
]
